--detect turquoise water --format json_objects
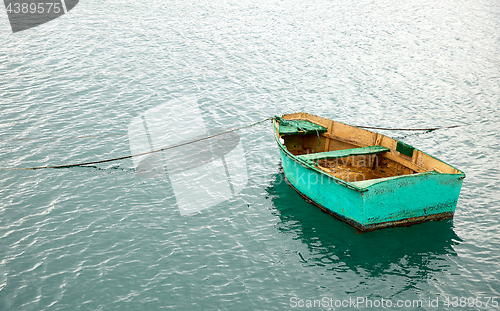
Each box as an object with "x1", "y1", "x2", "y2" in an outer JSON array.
[{"x1": 1, "y1": 0, "x2": 499, "y2": 309}]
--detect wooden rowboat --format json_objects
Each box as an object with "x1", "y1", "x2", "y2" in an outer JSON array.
[{"x1": 273, "y1": 112, "x2": 465, "y2": 231}]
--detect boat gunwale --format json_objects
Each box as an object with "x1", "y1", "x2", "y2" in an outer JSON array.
[
  {"x1": 279, "y1": 166, "x2": 455, "y2": 232},
  {"x1": 273, "y1": 115, "x2": 465, "y2": 193}
]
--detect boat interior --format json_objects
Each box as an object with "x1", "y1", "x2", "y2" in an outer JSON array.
[{"x1": 275, "y1": 113, "x2": 463, "y2": 184}]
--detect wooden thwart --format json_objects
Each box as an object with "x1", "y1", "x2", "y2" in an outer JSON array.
[
  {"x1": 297, "y1": 145, "x2": 390, "y2": 162},
  {"x1": 273, "y1": 112, "x2": 466, "y2": 231}
]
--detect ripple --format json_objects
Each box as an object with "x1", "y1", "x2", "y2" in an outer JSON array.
[{"x1": 1, "y1": 0, "x2": 499, "y2": 309}]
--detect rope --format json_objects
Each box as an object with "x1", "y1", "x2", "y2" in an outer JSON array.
[
  {"x1": 355, "y1": 124, "x2": 468, "y2": 131},
  {"x1": 1, "y1": 118, "x2": 483, "y2": 143},
  {"x1": 0, "y1": 117, "x2": 273, "y2": 171},
  {"x1": 0, "y1": 115, "x2": 495, "y2": 171},
  {"x1": 275, "y1": 115, "x2": 474, "y2": 132},
  {"x1": 355, "y1": 119, "x2": 498, "y2": 131},
  {"x1": 273, "y1": 116, "x2": 309, "y2": 132}
]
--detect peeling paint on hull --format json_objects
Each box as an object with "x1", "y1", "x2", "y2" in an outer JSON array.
[
  {"x1": 273, "y1": 113, "x2": 465, "y2": 232},
  {"x1": 281, "y1": 167, "x2": 454, "y2": 232},
  {"x1": 277, "y1": 143, "x2": 464, "y2": 232}
]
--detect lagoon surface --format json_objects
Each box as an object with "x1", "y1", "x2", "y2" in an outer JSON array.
[{"x1": 1, "y1": 0, "x2": 499, "y2": 309}]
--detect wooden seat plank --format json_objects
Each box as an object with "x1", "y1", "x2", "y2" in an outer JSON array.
[{"x1": 297, "y1": 146, "x2": 390, "y2": 161}]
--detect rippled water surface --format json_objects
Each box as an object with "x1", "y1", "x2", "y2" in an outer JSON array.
[{"x1": 1, "y1": 0, "x2": 499, "y2": 310}]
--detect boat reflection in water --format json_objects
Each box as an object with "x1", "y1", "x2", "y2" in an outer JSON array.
[{"x1": 266, "y1": 171, "x2": 461, "y2": 279}]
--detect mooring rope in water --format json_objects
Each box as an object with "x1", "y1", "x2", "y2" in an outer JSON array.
[
  {"x1": 355, "y1": 124, "x2": 468, "y2": 131},
  {"x1": 0, "y1": 115, "x2": 494, "y2": 171},
  {"x1": 0, "y1": 117, "x2": 273, "y2": 171},
  {"x1": 357, "y1": 119, "x2": 500, "y2": 131},
  {"x1": 1, "y1": 117, "x2": 490, "y2": 143}
]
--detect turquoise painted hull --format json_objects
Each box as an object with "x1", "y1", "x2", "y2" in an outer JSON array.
[{"x1": 278, "y1": 147, "x2": 464, "y2": 231}]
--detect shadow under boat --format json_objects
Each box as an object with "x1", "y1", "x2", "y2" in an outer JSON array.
[{"x1": 266, "y1": 171, "x2": 461, "y2": 277}]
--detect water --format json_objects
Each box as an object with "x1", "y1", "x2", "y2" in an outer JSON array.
[{"x1": 1, "y1": 0, "x2": 499, "y2": 309}]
